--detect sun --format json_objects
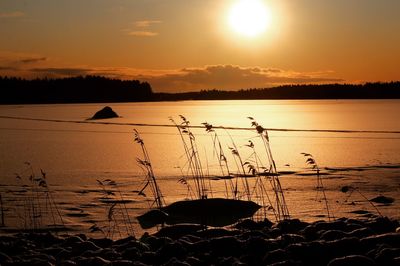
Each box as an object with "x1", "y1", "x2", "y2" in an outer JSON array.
[{"x1": 228, "y1": 0, "x2": 271, "y2": 38}]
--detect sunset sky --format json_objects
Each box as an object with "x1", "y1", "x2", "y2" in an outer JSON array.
[{"x1": 1, "y1": 0, "x2": 400, "y2": 92}]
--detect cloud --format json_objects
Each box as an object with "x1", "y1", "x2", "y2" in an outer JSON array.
[
  {"x1": 134, "y1": 20, "x2": 162, "y2": 27},
  {"x1": 0, "y1": 51, "x2": 49, "y2": 76},
  {"x1": 127, "y1": 31, "x2": 158, "y2": 37},
  {"x1": 0, "y1": 66, "x2": 18, "y2": 71},
  {"x1": 0, "y1": 51, "x2": 47, "y2": 65},
  {"x1": 20, "y1": 57, "x2": 47, "y2": 64},
  {"x1": 0, "y1": 52, "x2": 344, "y2": 92},
  {"x1": 30, "y1": 67, "x2": 91, "y2": 76},
  {"x1": 0, "y1": 11, "x2": 24, "y2": 19},
  {"x1": 123, "y1": 19, "x2": 161, "y2": 37},
  {"x1": 133, "y1": 65, "x2": 344, "y2": 92}
]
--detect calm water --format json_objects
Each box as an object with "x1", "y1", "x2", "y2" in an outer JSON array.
[
  {"x1": 1, "y1": 100, "x2": 399, "y2": 184},
  {"x1": 1, "y1": 100, "x2": 400, "y2": 235}
]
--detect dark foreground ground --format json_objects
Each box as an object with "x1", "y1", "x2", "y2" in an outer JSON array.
[{"x1": 0, "y1": 216, "x2": 399, "y2": 266}]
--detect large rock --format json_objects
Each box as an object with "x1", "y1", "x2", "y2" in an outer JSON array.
[{"x1": 89, "y1": 106, "x2": 119, "y2": 120}]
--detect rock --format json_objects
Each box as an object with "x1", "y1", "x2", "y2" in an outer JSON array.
[
  {"x1": 114, "y1": 239, "x2": 149, "y2": 253},
  {"x1": 340, "y1": 186, "x2": 352, "y2": 193},
  {"x1": 185, "y1": 239, "x2": 210, "y2": 254},
  {"x1": 263, "y1": 249, "x2": 289, "y2": 265},
  {"x1": 375, "y1": 247, "x2": 400, "y2": 265},
  {"x1": 286, "y1": 241, "x2": 328, "y2": 265},
  {"x1": 74, "y1": 256, "x2": 111, "y2": 266},
  {"x1": 26, "y1": 232, "x2": 63, "y2": 247},
  {"x1": 0, "y1": 251, "x2": 12, "y2": 263},
  {"x1": 142, "y1": 236, "x2": 172, "y2": 251},
  {"x1": 121, "y1": 247, "x2": 140, "y2": 260},
  {"x1": 365, "y1": 217, "x2": 399, "y2": 234},
  {"x1": 70, "y1": 241, "x2": 101, "y2": 256},
  {"x1": 319, "y1": 230, "x2": 347, "y2": 241},
  {"x1": 137, "y1": 209, "x2": 168, "y2": 229},
  {"x1": 113, "y1": 236, "x2": 136, "y2": 246},
  {"x1": 41, "y1": 247, "x2": 66, "y2": 257},
  {"x1": 370, "y1": 195, "x2": 395, "y2": 204},
  {"x1": 208, "y1": 236, "x2": 243, "y2": 257},
  {"x1": 97, "y1": 248, "x2": 120, "y2": 261},
  {"x1": 88, "y1": 106, "x2": 119, "y2": 120},
  {"x1": 327, "y1": 255, "x2": 376, "y2": 266},
  {"x1": 154, "y1": 224, "x2": 204, "y2": 239},
  {"x1": 163, "y1": 257, "x2": 191, "y2": 266},
  {"x1": 156, "y1": 241, "x2": 187, "y2": 263},
  {"x1": 235, "y1": 218, "x2": 273, "y2": 230},
  {"x1": 347, "y1": 227, "x2": 374, "y2": 238},
  {"x1": 244, "y1": 237, "x2": 278, "y2": 257},
  {"x1": 194, "y1": 228, "x2": 239, "y2": 238},
  {"x1": 184, "y1": 256, "x2": 202, "y2": 266},
  {"x1": 21, "y1": 253, "x2": 56, "y2": 264},
  {"x1": 239, "y1": 229, "x2": 270, "y2": 241},
  {"x1": 274, "y1": 219, "x2": 309, "y2": 234},
  {"x1": 88, "y1": 238, "x2": 113, "y2": 248},
  {"x1": 268, "y1": 260, "x2": 303, "y2": 266},
  {"x1": 139, "y1": 251, "x2": 157, "y2": 265},
  {"x1": 63, "y1": 235, "x2": 85, "y2": 247},
  {"x1": 325, "y1": 237, "x2": 362, "y2": 259},
  {"x1": 361, "y1": 233, "x2": 400, "y2": 249},
  {"x1": 111, "y1": 259, "x2": 139, "y2": 266},
  {"x1": 58, "y1": 259, "x2": 77, "y2": 266},
  {"x1": 278, "y1": 233, "x2": 306, "y2": 245}
]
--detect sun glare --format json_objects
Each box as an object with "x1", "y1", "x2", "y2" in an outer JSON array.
[{"x1": 228, "y1": 0, "x2": 271, "y2": 38}]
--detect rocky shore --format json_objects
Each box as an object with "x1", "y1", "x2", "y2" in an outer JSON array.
[{"x1": 0, "y1": 216, "x2": 399, "y2": 266}]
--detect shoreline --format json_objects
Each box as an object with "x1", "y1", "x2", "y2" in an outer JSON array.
[{"x1": 0, "y1": 216, "x2": 399, "y2": 265}]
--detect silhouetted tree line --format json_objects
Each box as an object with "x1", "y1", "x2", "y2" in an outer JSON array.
[
  {"x1": 1, "y1": 76, "x2": 400, "y2": 104},
  {"x1": 155, "y1": 82, "x2": 400, "y2": 101},
  {"x1": 0, "y1": 76, "x2": 153, "y2": 104}
]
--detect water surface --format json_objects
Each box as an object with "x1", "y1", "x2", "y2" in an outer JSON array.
[{"x1": 0, "y1": 100, "x2": 399, "y2": 235}]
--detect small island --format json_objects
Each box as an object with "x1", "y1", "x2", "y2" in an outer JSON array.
[{"x1": 88, "y1": 106, "x2": 119, "y2": 120}]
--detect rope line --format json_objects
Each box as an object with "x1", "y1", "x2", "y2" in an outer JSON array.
[{"x1": 1, "y1": 115, "x2": 400, "y2": 134}]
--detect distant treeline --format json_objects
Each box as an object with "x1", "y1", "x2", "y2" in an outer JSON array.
[
  {"x1": 1, "y1": 76, "x2": 400, "y2": 104},
  {"x1": 0, "y1": 76, "x2": 153, "y2": 104},
  {"x1": 155, "y1": 82, "x2": 400, "y2": 101}
]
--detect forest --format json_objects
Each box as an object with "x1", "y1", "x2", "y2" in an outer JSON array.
[
  {"x1": 155, "y1": 82, "x2": 400, "y2": 101},
  {"x1": 0, "y1": 76, "x2": 153, "y2": 104},
  {"x1": 1, "y1": 76, "x2": 400, "y2": 104}
]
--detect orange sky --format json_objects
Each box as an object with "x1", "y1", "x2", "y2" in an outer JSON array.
[{"x1": 1, "y1": 0, "x2": 400, "y2": 92}]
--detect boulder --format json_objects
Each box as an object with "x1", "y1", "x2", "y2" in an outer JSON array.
[{"x1": 89, "y1": 106, "x2": 119, "y2": 120}]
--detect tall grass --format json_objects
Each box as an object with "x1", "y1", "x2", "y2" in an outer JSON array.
[
  {"x1": 301, "y1": 153, "x2": 333, "y2": 221},
  {"x1": 249, "y1": 117, "x2": 290, "y2": 221},
  {"x1": 202, "y1": 122, "x2": 235, "y2": 199},
  {"x1": 14, "y1": 163, "x2": 65, "y2": 231},
  {"x1": 96, "y1": 179, "x2": 135, "y2": 238},
  {"x1": 340, "y1": 185, "x2": 383, "y2": 217},
  {"x1": 170, "y1": 116, "x2": 210, "y2": 199},
  {"x1": 226, "y1": 131, "x2": 252, "y2": 201},
  {"x1": 243, "y1": 140, "x2": 277, "y2": 221},
  {"x1": 134, "y1": 129, "x2": 165, "y2": 209}
]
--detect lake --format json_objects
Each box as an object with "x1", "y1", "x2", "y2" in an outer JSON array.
[{"x1": 0, "y1": 100, "x2": 399, "y2": 236}]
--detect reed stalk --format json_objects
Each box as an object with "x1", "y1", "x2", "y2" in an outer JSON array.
[
  {"x1": 301, "y1": 153, "x2": 333, "y2": 221},
  {"x1": 14, "y1": 163, "x2": 65, "y2": 231},
  {"x1": 249, "y1": 117, "x2": 290, "y2": 221},
  {"x1": 202, "y1": 122, "x2": 235, "y2": 198},
  {"x1": 225, "y1": 130, "x2": 252, "y2": 201},
  {"x1": 170, "y1": 116, "x2": 209, "y2": 199},
  {"x1": 0, "y1": 194, "x2": 4, "y2": 227},
  {"x1": 134, "y1": 129, "x2": 165, "y2": 209},
  {"x1": 340, "y1": 185, "x2": 383, "y2": 217},
  {"x1": 244, "y1": 140, "x2": 278, "y2": 220}
]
